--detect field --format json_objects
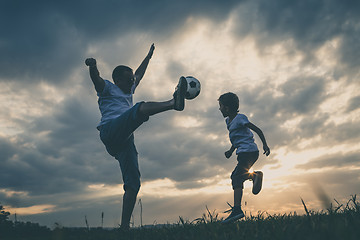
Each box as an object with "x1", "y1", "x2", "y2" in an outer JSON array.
[{"x1": 1, "y1": 195, "x2": 360, "y2": 240}]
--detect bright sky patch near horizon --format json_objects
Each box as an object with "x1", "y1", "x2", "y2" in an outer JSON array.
[{"x1": 0, "y1": 0, "x2": 359, "y2": 228}]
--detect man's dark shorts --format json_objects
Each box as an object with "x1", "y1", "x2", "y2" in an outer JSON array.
[
  {"x1": 231, "y1": 151, "x2": 259, "y2": 190},
  {"x1": 99, "y1": 102, "x2": 149, "y2": 192}
]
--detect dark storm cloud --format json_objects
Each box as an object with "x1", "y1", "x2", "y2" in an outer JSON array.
[
  {"x1": 0, "y1": 93, "x2": 122, "y2": 196},
  {"x1": 1, "y1": 0, "x2": 358, "y2": 83},
  {"x1": 136, "y1": 117, "x2": 230, "y2": 182},
  {"x1": 233, "y1": 74, "x2": 360, "y2": 151},
  {"x1": 0, "y1": 138, "x2": 16, "y2": 161},
  {"x1": 322, "y1": 120, "x2": 360, "y2": 145},
  {"x1": 232, "y1": 0, "x2": 360, "y2": 79},
  {"x1": 346, "y1": 95, "x2": 360, "y2": 112},
  {"x1": 296, "y1": 151, "x2": 360, "y2": 170},
  {"x1": 0, "y1": 1, "x2": 86, "y2": 82},
  {"x1": 243, "y1": 77, "x2": 327, "y2": 121},
  {"x1": 0, "y1": 136, "x2": 89, "y2": 196},
  {"x1": 282, "y1": 167, "x2": 360, "y2": 199},
  {"x1": 0, "y1": 0, "x2": 241, "y2": 82},
  {"x1": 231, "y1": 75, "x2": 328, "y2": 149}
]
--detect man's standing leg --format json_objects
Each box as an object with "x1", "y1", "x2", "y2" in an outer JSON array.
[
  {"x1": 121, "y1": 188, "x2": 137, "y2": 229},
  {"x1": 115, "y1": 137, "x2": 141, "y2": 230}
]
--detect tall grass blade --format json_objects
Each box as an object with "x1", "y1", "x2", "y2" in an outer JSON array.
[
  {"x1": 84, "y1": 215, "x2": 89, "y2": 231},
  {"x1": 101, "y1": 212, "x2": 104, "y2": 228},
  {"x1": 300, "y1": 198, "x2": 310, "y2": 216}
]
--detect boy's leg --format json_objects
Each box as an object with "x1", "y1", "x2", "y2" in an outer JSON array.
[
  {"x1": 232, "y1": 151, "x2": 260, "y2": 195},
  {"x1": 252, "y1": 171, "x2": 263, "y2": 195},
  {"x1": 224, "y1": 152, "x2": 259, "y2": 223},
  {"x1": 223, "y1": 188, "x2": 245, "y2": 223},
  {"x1": 234, "y1": 187, "x2": 243, "y2": 207}
]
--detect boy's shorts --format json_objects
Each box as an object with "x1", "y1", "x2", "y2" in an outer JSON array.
[
  {"x1": 99, "y1": 102, "x2": 149, "y2": 192},
  {"x1": 231, "y1": 151, "x2": 259, "y2": 190}
]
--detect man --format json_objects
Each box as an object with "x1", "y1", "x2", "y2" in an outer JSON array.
[{"x1": 85, "y1": 44, "x2": 188, "y2": 229}]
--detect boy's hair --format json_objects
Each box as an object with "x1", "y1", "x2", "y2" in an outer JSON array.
[
  {"x1": 112, "y1": 65, "x2": 133, "y2": 83},
  {"x1": 218, "y1": 92, "x2": 239, "y2": 112}
]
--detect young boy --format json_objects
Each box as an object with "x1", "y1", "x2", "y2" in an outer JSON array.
[
  {"x1": 85, "y1": 44, "x2": 188, "y2": 229},
  {"x1": 218, "y1": 92, "x2": 270, "y2": 223}
]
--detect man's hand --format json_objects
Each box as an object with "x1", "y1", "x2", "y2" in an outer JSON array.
[
  {"x1": 263, "y1": 145, "x2": 270, "y2": 156},
  {"x1": 147, "y1": 43, "x2": 155, "y2": 59},
  {"x1": 85, "y1": 58, "x2": 104, "y2": 93},
  {"x1": 85, "y1": 58, "x2": 96, "y2": 67},
  {"x1": 225, "y1": 150, "x2": 233, "y2": 159}
]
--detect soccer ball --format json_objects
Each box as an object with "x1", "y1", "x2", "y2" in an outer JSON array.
[{"x1": 185, "y1": 76, "x2": 201, "y2": 100}]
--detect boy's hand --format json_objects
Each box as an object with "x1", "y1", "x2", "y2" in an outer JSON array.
[
  {"x1": 225, "y1": 150, "x2": 233, "y2": 159},
  {"x1": 263, "y1": 145, "x2": 270, "y2": 156},
  {"x1": 85, "y1": 58, "x2": 96, "y2": 67},
  {"x1": 147, "y1": 43, "x2": 155, "y2": 59}
]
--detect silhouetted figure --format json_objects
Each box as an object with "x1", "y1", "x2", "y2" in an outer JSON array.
[
  {"x1": 85, "y1": 44, "x2": 188, "y2": 229},
  {"x1": 218, "y1": 92, "x2": 270, "y2": 223}
]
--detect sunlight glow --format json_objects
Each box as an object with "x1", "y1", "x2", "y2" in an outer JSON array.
[
  {"x1": 173, "y1": 115, "x2": 203, "y2": 128},
  {"x1": 0, "y1": 189, "x2": 29, "y2": 198},
  {"x1": 139, "y1": 177, "x2": 230, "y2": 198},
  {"x1": 86, "y1": 184, "x2": 123, "y2": 198},
  {"x1": 6, "y1": 204, "x2": 56, "y2": 215}
]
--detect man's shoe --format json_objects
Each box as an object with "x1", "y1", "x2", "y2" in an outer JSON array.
[
  {"x1": 173, "y1": 76, "x2": 187, "y2": 111},
  {"x1": 222, "y1": 207, "x2": 244, "y2": 223},
  {"x1": 252, "y1": 171, "x2": 263, "y2": 195}
]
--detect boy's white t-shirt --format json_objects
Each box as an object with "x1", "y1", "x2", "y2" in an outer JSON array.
[
  {"x1": 97, "y1": 80, "x2": 136, "y2": 129},
  {"x1": 226, "y1": 114, "x2": 258, "y2": 154}
]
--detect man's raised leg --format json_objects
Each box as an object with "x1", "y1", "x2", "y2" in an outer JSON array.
[
  {"x1": 138, "y1": 100, "x2": 174, "y2": 116},
  {"x1": 137, "y1": 76, "x2": 187, "y2": 116}
]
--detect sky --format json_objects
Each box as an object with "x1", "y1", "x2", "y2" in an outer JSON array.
[{"x1": 1, "y1": 0, "x2": 360, "y2": 228}]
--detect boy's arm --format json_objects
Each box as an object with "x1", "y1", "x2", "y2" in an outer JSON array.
[
  {"x1": 245, "y1": 122, "x2": 271, "y2": 156},
  {"x1": 85, "y1": 58, "x2": 105, "y2": 93},
  {"x1": 225, "y1": 145, "x2": 236, "y2": 159},
  {"x1": 134, "y1": 43, "x2": 155, "y2": 87}
]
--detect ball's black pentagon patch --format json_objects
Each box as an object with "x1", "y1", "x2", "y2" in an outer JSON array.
[{"x1": 189, "y1": 81, "x2": 197, "y2": 88}]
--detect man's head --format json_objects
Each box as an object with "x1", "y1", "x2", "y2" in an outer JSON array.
[
  {"x1": 218, "y1": 92, "x2": 239, "y2": 117},
  {"x1": 112, "y1": 65, "x2": 135, "y2": 93}
]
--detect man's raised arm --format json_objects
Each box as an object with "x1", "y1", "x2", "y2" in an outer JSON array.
[
  {"x1": 85, "y1": 58, "x2": 105, "y2": 93},
  {"x1": 134, "y1": 43, "x2": 155, "y2": 87}
]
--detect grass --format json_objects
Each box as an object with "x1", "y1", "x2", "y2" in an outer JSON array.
[{"x1": 1, "y1": 195, "x2": 360, "y2": 240}]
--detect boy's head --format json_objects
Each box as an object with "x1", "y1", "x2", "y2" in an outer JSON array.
[
  {"x1": 112, "y1": 65, "x2": 135, "y2": 93},
  {"x1": 218, "y1": 92, "x2": 239, "y2": 117}
]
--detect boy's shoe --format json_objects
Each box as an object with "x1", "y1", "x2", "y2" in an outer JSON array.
[
  {"x1": 252, "y1": 171, "x2": 263, "y2": 195},
  {"x1": 222, "y1": 207, "x2": 244, "y2": 223},
  {"x1": 173, "y1": 76, "x2": 187, "y2": 111}
]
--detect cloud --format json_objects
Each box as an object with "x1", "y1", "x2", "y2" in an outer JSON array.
[
  {"x1": 231, "y1": 0, "x2": 360, "y2": 80},
  {"x1": 0, "y1": 89, "x2": 120, "y2": 196},
  {"x1": 346, "y1": 95, "x2": 360, "y2": 112},
  {"x1": 296, "y1": 151, "x2": 360, "y2": 170},
  {"x1": 0, "y1": 0, "x2": 242, "y2": 83}
]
